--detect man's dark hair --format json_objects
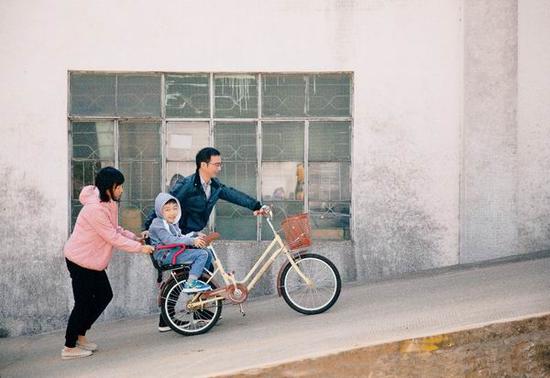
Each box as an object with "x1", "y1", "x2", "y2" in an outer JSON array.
[
  {"x1": 195, "y1": 147, "x2": 221, "y2": 170},
  {"x1": 95, "y1": 167, "x2": 125, "y2": 202}
]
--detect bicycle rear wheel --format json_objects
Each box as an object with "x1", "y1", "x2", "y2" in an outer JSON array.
[
  {"x1": 280, "y1": 253, "x2": 341, "y2": 315},
  {"x1": 161, "y1": 274, "x2": 222, "y2": 336}
]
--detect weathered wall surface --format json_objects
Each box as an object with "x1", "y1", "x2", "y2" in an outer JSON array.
[
  {"x1": 1, "y1": 0, "x2": 549, "y2": 337},
  {"x1": 516, "y1": 0, "x2": 550, "y2": 254},
  {"x1": 461, "y1": 0, "x2": 519, "y2": 263}
]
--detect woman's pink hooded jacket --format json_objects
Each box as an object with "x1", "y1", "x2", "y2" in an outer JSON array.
[{"x1": 64, "y1": 186, "x2": 142, "y2": 271}]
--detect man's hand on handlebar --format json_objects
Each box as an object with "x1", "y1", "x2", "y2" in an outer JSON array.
[{"x1": 253, "y1": 205, "x2": 271, "y2": 217}]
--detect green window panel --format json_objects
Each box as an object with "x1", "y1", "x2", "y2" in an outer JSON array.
[
  {"x1": 214, "y1": 74, "x2": 258, "y2": 118},
  {"x1": 70, "y1": 74, "x2": 116, "y2": 116},
  {"x1": 165, "y1": 74, "x2": 210, "y2": 118}
]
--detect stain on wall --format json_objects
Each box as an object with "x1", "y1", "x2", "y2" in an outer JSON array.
[
  {"x1": 355, "y1": 163, "x2": 448, "y2": 281},
  {"x1": 0, "y1": 165, "x2": 70, "y2": 336}
]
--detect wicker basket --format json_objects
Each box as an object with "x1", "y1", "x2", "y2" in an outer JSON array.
[{"x1": 280, "y1": 213, "x2": 312, "y2": 250}]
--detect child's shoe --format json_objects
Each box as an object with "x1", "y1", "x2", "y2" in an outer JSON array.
[{"x1": 182, "y1": 279, "x2": 211, "y2": 293}]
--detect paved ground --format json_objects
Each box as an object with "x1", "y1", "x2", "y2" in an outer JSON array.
[
  {"x1": 223, "y1": 315, "x2": 550, "y2": 377},
  {"x1": 1, "y1": 256, "x2": 549, "y2": 377}
]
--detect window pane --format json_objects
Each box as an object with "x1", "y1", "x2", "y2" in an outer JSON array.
[
  {"x1": 166, "y1": 122, "x2": 209, "y2": 161},
  {"x1": 118, "y1": 122, "x2": 161, "y2": 234},
  {"x1": 218, "y1": 162, "x2": 257, "y2": 198},
  {"x1": 71, "y1": 160, "x2": 114, "y2": 230},
  {"x1": 70, "y1": 74, "x2": 116, "y2": 116},
  {"x1": 309, "y1": 201, "x2": 350, "y2": 240},
  {"x1": 262, "y1": 74, "x2": 306, "y2": 117},
  {"x1": 72, "y1": 122, "x2": 114, "y2": 160},
  {"x1": 214, "y1": 203, "x2": 257, "y2": 240},
  {"x1": 261, "y1": 162, "x2": 304, "y2": 201},
  {"x1": 215, "y1": 74, "x2": 257, "y2": 118},
  {"x1": 307, "y1": 73, "x2": 351, "y2": 117},
  {"x1": 166, "y1": 74, "x2": 210, "y2": 118},
  {"x1": 117, "y1": 75, "x2": 161, "y2": 117},
  {"x1": 261, "y1": 201, "x2": 303, "y2": 240},
  {"x1": 308, "y1": 162, "x2": 350, "y2": 201},
  {"x1": 309, "y1": 121, "x2": 351, "y2": 161},
  {"x1": 166, "y1": 161, "x2": 196, "y2": 191},
  {"x1": 214, "y1": 122, "x2": 258, "y2": 240},
  {"x1": 71, "y1": 121, "x2": 115, "y2": 229},
  {"x1": 214, "y1": 122, "x2": 257, "y2": 161},
  {"x1": 262, "y1": 122, "x2": 304, "y2": 161}
]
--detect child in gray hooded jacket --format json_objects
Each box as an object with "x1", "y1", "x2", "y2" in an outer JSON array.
[{"x1": 148, "y1": 192, "x2": 211, "y2": 293}]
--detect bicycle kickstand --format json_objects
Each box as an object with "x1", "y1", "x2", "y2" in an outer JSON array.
[{"x1": 239, "y1": 303, "x2": 246, "y2": 317}]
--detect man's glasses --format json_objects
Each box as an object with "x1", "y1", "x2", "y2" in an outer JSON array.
[{"x1": 208, "y1": 162, "x2": 223, "y2": 168}]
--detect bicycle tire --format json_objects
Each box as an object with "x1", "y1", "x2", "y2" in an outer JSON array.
[
  {"x1": 160, "y1": 273, "x2": 222, "y2": 336},
  {"x1": 279, "y1": 253, "x2": 341, "y2": 315}
]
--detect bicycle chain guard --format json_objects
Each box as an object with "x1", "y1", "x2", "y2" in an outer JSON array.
[
  {"x1": 200, "y1": 283, "x2": 249, "y2": 304},
  {"x1": 226, "y1": 283, "x2": 249, "y2": 304}
]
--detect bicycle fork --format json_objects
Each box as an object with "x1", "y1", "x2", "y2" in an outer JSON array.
[{"x1": 286, "y1": 251, "x2": 315, "y2": 288}]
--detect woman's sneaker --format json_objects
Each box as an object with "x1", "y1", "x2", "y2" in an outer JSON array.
[
  {"x1": 182, "y1": 279, "x2": 211, "y2": 293},
  {"x1": 61, "y1": 347, "x2": 92, "y2": 360}
]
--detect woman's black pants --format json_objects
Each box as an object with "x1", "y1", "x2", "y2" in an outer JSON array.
[{"x1": 64, "y1": 258, "x2": 113, "y2": 348}]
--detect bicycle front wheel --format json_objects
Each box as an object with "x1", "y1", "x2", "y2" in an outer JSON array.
[{"x1": 279, "y1": 253, "x2": 341, "y2": 315}]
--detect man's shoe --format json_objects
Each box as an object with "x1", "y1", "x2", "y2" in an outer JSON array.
[
  {"x1": 158, "y1": 316, "x2": 172, "y2": 332},
  {"x1": 76, "y1": 341, "x2": 98, "y2": 351},
  {"x1": 182, "y1": 279, "x2": 211, "y2": 293},
  {"x1": 61, "y1": 347, "x2": 93, "y2": 360},
  {"x1": 158, "y1": 325, "x2": 171, "y2": 332}
]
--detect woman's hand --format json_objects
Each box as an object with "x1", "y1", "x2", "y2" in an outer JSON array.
[
  {"x1": 193, "y1": 237, "x2": 207, "y2": 249},
  {"x1": 136, "y1": 231, "x2": 149, "y2": 242},
  {"x1": 141, "y1": 245, "x2": 154, "y2": 254}
]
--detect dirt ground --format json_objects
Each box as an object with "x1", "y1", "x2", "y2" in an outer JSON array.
[{"x1": 220, "y1": 315, "x2": 550, "y2": 378}]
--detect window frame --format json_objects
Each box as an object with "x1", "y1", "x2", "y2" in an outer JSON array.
[{"x1": 68, "y1": 71, "x2": 354, "y2": 241}]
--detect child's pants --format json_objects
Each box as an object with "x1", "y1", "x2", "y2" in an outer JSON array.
[{"x1": 158, "y1": 248, "x2": 210, "y2": 278}]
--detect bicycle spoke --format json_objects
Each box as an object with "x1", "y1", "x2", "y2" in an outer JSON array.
[
  {"x1": 162, "y1": 277, "x2": 222, "y2": 335},
  {"x1": 284, "y1": 256, "x2": 338, "y2": 312}
]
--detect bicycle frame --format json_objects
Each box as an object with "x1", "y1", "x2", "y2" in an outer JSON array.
[{"x1": 187, "y1": 216, "x2": 312, "y2": 310}]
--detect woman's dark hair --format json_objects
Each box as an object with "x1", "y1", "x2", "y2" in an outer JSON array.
[
  {"x1": 95, "y1": 167, "x2": 125, "y2": 202},
  {"x1": 195, "y1": 147, "x2": 221, "y2": 170}
]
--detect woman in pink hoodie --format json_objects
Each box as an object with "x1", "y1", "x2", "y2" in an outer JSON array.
[{"x1": 62, "y1": 167, "x2": 154, "y2": 360}]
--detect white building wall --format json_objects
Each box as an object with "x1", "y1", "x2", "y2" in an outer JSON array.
[{"x1": 1, "y1": 0, "x2": 548, "y2": 337}]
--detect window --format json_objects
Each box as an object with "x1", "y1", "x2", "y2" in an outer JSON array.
[{"x1": 69, "y1": 72, "x2": 352, "y2": 240}]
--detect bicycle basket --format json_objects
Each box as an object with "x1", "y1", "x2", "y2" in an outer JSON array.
[{"x1": 280, "y1": 213, "x2": 312, "y2": 250}]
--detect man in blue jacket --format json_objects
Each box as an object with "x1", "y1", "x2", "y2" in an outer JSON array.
[{"x1": 145, "y1": 147, "x2": 265, "y2": 331}]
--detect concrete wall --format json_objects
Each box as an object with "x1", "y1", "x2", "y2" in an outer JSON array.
[
  {"x1": 461, "y1": 0, "x2": 550, "y2": 262},
  {"x1": 461, "y1": 0, "x2": 519, "y2": 262},
  {"x1": 517, "y1": 0, "x2": 550, "y2": 253},
  {"x1": 0, "y1": 0, "x2": 549, "y2": 337}
]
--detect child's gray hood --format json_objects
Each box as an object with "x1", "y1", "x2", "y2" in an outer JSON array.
[{"x1": 154, "y1": 193, "x2": 181, "y2": 224}]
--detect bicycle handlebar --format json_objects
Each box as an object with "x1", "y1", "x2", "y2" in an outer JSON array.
[
  {"x1": 202, "y1": 232, "x2": 221, "y2": 245},
  {"x1": 256, "y1": 205, "x2": 273, "y2": 218}
]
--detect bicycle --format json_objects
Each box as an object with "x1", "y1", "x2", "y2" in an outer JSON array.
[{"x1": 151, "y1": 207, "x2": 342, "y2": 336}]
